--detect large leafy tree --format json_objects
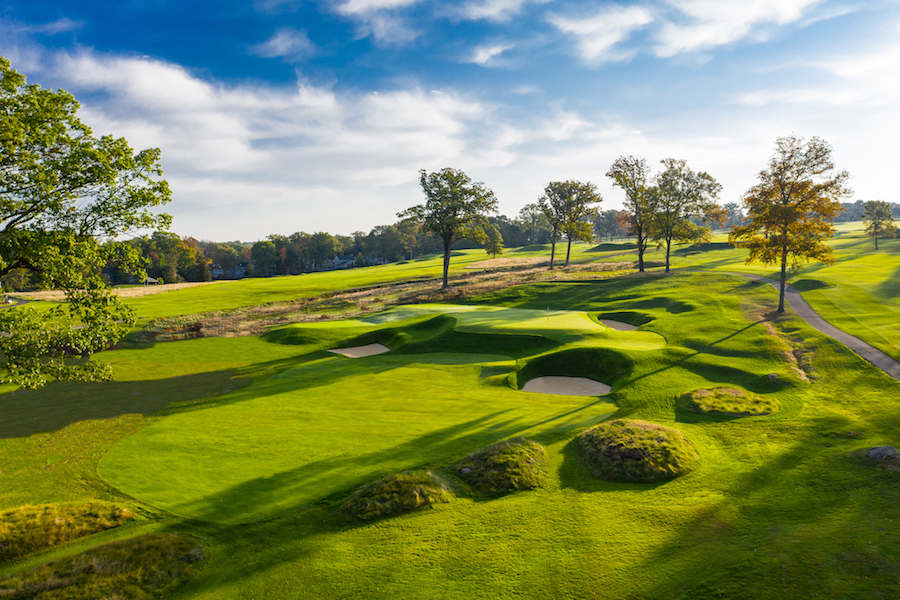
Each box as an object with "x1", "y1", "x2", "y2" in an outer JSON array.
[
  {"x1": 0, "y1": 57, "x2": 171, "y2": 388},
  {"x1": 606, "y1": 156, "x2": 654, "y2": 272},
  {"x1": 862, "y1": 200, "x2": 896, "y2": 250},
  {"x1": 399, "y1": 168, "x2": 497, "y2": 290},
  {"x1": 538, "y1": 180, "x2": 600, "y2": 268},
  {"x1": 729, "y1": 136, "x2": 850, "y2": 312},
  {"x1": 649, "y1": 158, "x2": 723, "y2": 273}
]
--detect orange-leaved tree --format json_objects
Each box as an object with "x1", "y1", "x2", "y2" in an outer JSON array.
[{"x1": 729, "y1": 136, "x2": 850, "y2": 312}]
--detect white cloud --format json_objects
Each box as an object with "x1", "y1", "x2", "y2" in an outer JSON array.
[
  {"x1": 548, "y1": 5, "x2": 653, "y2": 65},
  {"x1": 459, "y1": 0, "x2": 554, "y2": 22},
  {"x1": 332, "y1": 0, "x2": 423, "y2": 43},
  {"x1": 338, "y1": 0, "x2": 422, "y2": 12},
  {"x1": 467, "y1": 43, "x2": 514, "y2": 66},
  {"x1": 655, "y1": 0, "x2": 825, "y2": 57},
  {"x1": 252, "y1": 28, "x2": 317, "y2": 60}
]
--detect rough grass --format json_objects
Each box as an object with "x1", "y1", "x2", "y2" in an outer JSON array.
[
  {"x1": 455, "y1": 437, "x2": 549, "y2": 495},
  {"x1": 0, "y1": 503, "x2": 134, "y2": 563},
  {"x1": 680, "y1": 387, "x2": 779, "y2": 416},
  {"x1": 0, "y1": 533, "x2": 204, "y2": 599},
  {"x1": 578, "y1": 419, "x2": 700, "y2": 482},
  {"x1": 341, "y1": 471, "x2": 453, "y2": 520}
]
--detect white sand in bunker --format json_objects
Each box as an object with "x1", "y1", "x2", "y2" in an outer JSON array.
[
  {"x1": 522, "y1": 376, "x2": 612, "y2": 396},
  {"x1": 328, "y1": 343, "x2": 390, "y2": 358},
  {"x1": 599, "y1": 319, "x2": 638, "y2": 331}
]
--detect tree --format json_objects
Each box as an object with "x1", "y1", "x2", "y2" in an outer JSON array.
[
  {"x1": 250, "y1": 240, "x2": 277, "y2": 276},
  {"x1": 517, "y1": 203, "x2": 551, "y2": 244},
  {"x1": 606, "y1": 156, "x2": 654, "y2": 272},
  {"x1": 649, "y1": 158, "x2": 723, "y2": 272},
  {"x1": 0, "y1": 57, "x2": 171, "y2": 388},
  {"x1": 399, "y1": 168, "x2": 497, "y2": 290},
  {"x1": 538, "y1": 181, "x2": 599, "y2": 268},
  {"x1": 862, "y1": 200, "x2": 896, "y2": 250},
  {"x1": 729, "y1": 136, "x2": 850, "y2": 312},
  {"x1": 485, "y1": 226, "x2": 504, "y2": 257},
  {"x1": 594, "y1": 209, "x2": 627, "y2": 241}
]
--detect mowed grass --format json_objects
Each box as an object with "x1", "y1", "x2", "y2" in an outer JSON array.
[{"x1": 4, "y1": 270, "x2": 900, "y2": 597}]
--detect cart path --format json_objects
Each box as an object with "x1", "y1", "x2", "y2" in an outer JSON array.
[{"x1": 727, "y1": 272, "x2": 900, "y2": 382}]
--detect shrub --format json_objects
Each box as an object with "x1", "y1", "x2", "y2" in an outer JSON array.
[
  {"x1": 0, "y1": 503, "x2": 134, "y2": 563},
  {"x1": 456, "y1": 437, "x2": 550, "y2": 495},
  {"x1": 0, "y1": 533, "x2": 204, "y2": 599},
  {"x1": 341, "y1": 471, "x2": 453, "y2": 520},
  {"x1": 680, "y1": 387, "x2": 778, "y2": 416},
  {"x1": 578, "y1": 419, "x2": 699, "y2": 482}
]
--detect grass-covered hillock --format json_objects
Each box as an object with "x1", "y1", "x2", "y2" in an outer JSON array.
[
  {"x1": 578, "y1": 419, "x2": 699, "y2": 482},
  {"x1": 0, "y1": 533, "x2": 204, "y2": 598},
  {"x1": 341, "y1": 471, "x2": 453, "y2": 520},
  {"x1": 455, "y1": 437, "x2": 549, "y2": 495},
  {"x1": 0, "y1": 503, "x2": 134, "y2": 563},
  {"x1": 394, "y1": 330, "x2": 559, "y2": 358},
  {"x1": 594, "y1": 311, "x2": 653, "y2": 327},
  {"x1": 680, "y1": 387, "x2": 779, "y2": 416},
  {"x1": 516, "y1": 348, "x2": 632, "y2": 390}
]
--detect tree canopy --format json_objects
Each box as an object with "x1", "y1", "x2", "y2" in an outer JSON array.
[
  {"x1": 399, "y1": 168, "x2": 497, "y2": 289},
  {"x1": 606, "y1": 156, "x2": 653, "y2": 272},
  {"x1": 862, "y1": 200, "x2": 896, "y2": 250},
  {"x1": 650, "y1": 158, "x2": 723, "y2": 272},
  {"x1": 729, "y1": 135, "x2": 850, "y2": 312},
  {"x1": 0, "y1": 57, "x2": 172, "y2": 387},
  {"x1": 538, "y1": 180, "x2": 600, "y2": 269}
]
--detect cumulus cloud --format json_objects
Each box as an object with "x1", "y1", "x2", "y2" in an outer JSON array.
[
  {"x1": 548, "y1": 5, "x2": 653, "y2": 65},
  {"x1": 655, "y1": 0, "x2": 825, "y2": 57},
  {"x1": 252, "y1": 28, "x2": 318, "y2": 60}
]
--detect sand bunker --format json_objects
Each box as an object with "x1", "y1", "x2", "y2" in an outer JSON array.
[
  {"x1": 328, "y1": 343, "x2": 390, "y2": 358},
  {"x1": 522, "y1": 376, "x2": 611, "y2": 396},
  {"x1": 599, "y1": 320, "x2": 638, "y2": 331}
]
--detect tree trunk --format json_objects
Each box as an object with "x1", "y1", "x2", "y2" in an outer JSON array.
[
  {"x1": 549, "y1": 227, "x2": 558, "y2": 269},
  {"x1": 778, "y1": 244, "x2": 788, "y2": 313},
  {"x1": 442, "y1": 238, "x2": 452, "y2": 290},
  {"x1": 565, "y1": 236, "x2": 572, "y2": 267},
  {"x1": 636, "y1": 232, "x2": 645, "y2": 272},
  {"x1": 665, "y1": 237, "x2": 672, "y2": 273}
]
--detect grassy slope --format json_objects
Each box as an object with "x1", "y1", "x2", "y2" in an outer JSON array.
[{"x1": 3, "y1": 237, "x2": 900, "y2": 597}]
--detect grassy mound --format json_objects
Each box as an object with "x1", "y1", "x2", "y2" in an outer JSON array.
[
  {"x1": 0, "y1": 533, "x2": 204, "y2": 599},
  {"x1": 455, "y1": 437, "x2": 550, "y2": 495},
  {"x1": 595, "y1": 311, "x2": 653, "y2": 327},
  {"x1": 394, "y1": 330, "x2": 559, "y2": 358},
  {"x1": 578, "y1": 419, "x2": 699, "y2": 482},
  {"x1": 0, "y1": 503, "x2": 134, "y2": 562},
  {"x1": 680, "y1": 387, "x2": 779, "y2": 416},
  {"x1": 516, "y1": 348, "x2": 632, "y2": 390},
  {"x1": 341, "y1": 471, "x2": 453, "y2": 520}
]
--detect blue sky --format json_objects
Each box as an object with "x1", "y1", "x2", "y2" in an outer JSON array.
[{"x1": 2, "y1": 0, "x2": 898, "y2": 241}]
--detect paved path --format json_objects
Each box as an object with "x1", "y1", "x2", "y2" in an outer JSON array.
[{"x1": 726, "y1": 272, "x2": 900, "y2": 382}]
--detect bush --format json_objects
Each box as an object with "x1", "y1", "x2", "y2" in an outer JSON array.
[
  {"x1": 341, "y1": 471, "x2": 453, "y2": 520},
  {"x1": 456, "y1": 437, "x2": 550, "y2": 495},
  {"x1": 578, "y1": 419, "x2": 699, "y2": 482},
  {"x1": 680, "y1": 387, "x2": 778, "y2": 416},
  {"x1": 0, "y1": 503, "x2": 134, "y2": 562},
  {"x1": 0, "y1": 533, "x2": 204, "y2": 599}
]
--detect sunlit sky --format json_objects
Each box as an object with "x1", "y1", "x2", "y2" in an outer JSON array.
[{"x1": 2, "y1": 0, "x2": 898, "y2": 241}]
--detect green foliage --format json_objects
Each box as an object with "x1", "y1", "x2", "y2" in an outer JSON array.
[
  {"x1": 862, "y1": 200, "x2": 896, "y2": 250},
  {"x1": 0, "y1": 57, "x2": 171, "y2": 388},
  {"x1": 0, "y1": 533, "x2": 204, "y2": 599},
  {"x1": 729, "y1": 135, "x2": 851, "y2": 311},
  {"x1": 679, "y1": 387, "x2": 779, "y2": 416},
  {"x1": 399, "y1": 168, "x2": 498, "y2": 289},
  {"x1": 455, "y1": 437, "x2": 549, "y2": 495},
  {"x1": 578, "y1": 419, "x2": 700, "y2": 482},
  {"x1": 0, "y1": 503, "x2": 134, "y2": 563},
  {"x1": 485, "y1": 226, "x2": 504, "y2": 257},
  {"x1": 516, "y1": 348, "x2": 632, "y2": 390},
  {"x1": 538, "y1": 180, "x2": 601, "y2": 268},
  {"x1": 341, "y1": 471, "x2": 453, "y2": 520},
  {"x1": 606, "y1": 156, "x2": 653, "y2": 271}
]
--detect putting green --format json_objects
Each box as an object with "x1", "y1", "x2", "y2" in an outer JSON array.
[{"x1": 99, "y1": 352, "x2": 617, "y2": 524}]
